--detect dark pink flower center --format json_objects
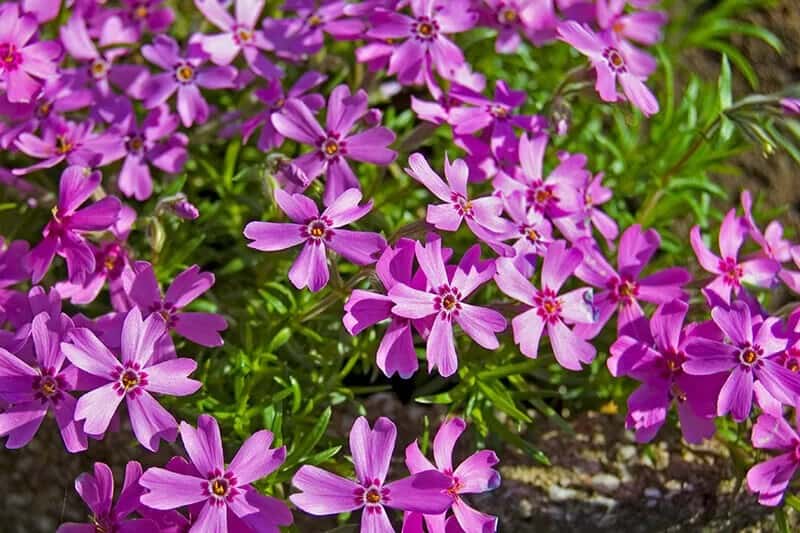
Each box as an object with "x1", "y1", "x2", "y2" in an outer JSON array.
[
  {"x1": 127, "y1": 134, "x2": 146, "y2": 154},
  {"x1": 111, "y1": 363, "x2": 148, "y2": 397},
  {"x1": 101, "y1": 244, "x2": 125, "y2": 279},
  {"x1": 739, "y1": 343, "x2": 763, "y2": 367},
  {"x1": 55, "y1": 134, "x2": 75, "y2": 155},
  {"x1": 489, "y1": 104, "x2": 510, "y2": 119},
  {"x1": 498, "y1": 7, "x2": 518, "y2": 26},
  {"x1": 233, "y1": 25, "x2": 254, "y2": 45},
  {"x1": 174, "y1": 62, "x2": 195, "y2": 84},
  {"x1": 443, "y1": 469, "x2": 464, "y2": 499},
  {"x1": 611, "y1": 276, "x2": 639, "y2": 305},
  {"x1": 450, "y1": 192, "x2": 473, "y2": 218},
  {"x1": 661, "y1": 349, "x2": 685, "y2": 378},
  {"x1": 526, "y1": 181, "x2": 556, "y2": 212},
  {"x1": 150, "y1": 301, "x2": 178, "y2": 328},
  {"x1": 534, "y1": 287, "x2": 561, "y2": 323},
  {"x1": 603, "y1": 47, "x2": 627, "y2": 73},
  {"x1": 302, "y1": 216, "x2": 334, "y2": 242},
  {"x1": 90, "y1": 58, "x2": 110, "y2": 79},
  {"x1": 203, "y1": 469, "x2": 239, "y2": 506},
  {"x1": 718, "y1": 257, "x2": 743, "y2": 287},
  {"x1": 0, "y1": 43, "x2": 22, "y2": 72},
  {"x1": 32, "y1": 368, "x2": 67, "y2": 405},
  {"x1": 434, "y1": 285, "x2": 463, "y2": 319},
  {"x1": 319, "y1": 133, "x2": 346, "y2": 159},
  {"x1": 412, "y1": 16, "x2": 439, "y2": 41},
  {"x1": 354, "y1": 479, "x2": 390, "y2": 511}
]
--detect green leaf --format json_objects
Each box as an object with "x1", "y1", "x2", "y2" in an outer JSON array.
[{"x1": 477, "y1": 381, "x2": 532, "y2": 423}]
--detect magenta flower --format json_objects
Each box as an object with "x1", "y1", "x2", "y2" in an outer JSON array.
[
  {"x1": 271, "y1": 84, "x2": 397, "y2": 204},
  {"x1": 62, "y1": 307, "x2": 201, "y2": 451},
  {"x1": 406, "y1": 153, "x2": 508, "y2": 241},
  {"x1": 129, "y1": 262, "x2": 228, "y2": 349},
  {"x1": 557, "y1": 21, "x2": 659, "y2": 116},
  {"x1": 366, "y1": 0, "x2": 477, "y2": 88},
  {"x1": 57, "y1": 461, "x2": 156, "y2": 532},
  {"x1": 494, "y1": 242, "x2": 596, "y2": 371},
  {"x1": 0, "y1": 312, "x2": 87, "y2": 453},
  {"x1": 746, "y1": 413, "x2": 800, "y2": 506},
  {"x1": 781, "y1": 98, "x2": 800, "y2": 116},
  {"x1": 0, "y1": 4, "x2": 62, "y2": 103},
  {"x1": 609, "y1": 300, "x2": 724, "y2": 444},
  {"x1": 344, "y1": 238, "x2": 425, "y2": 378},
  {"x1": 573, "y1": 224, "x2": 692, "y2": 339},
  {"x1": 480, "y1": 0, "x2": 557, "y2": 53},
  {"x1": 244, "y1": 188, "x2": 387, "y2": 292},
  {"x1": 501, "y1": 190, "x2": 554, "y2": 277},
  {"x1": 27, "y1": 166, "x2": 122, "y2": 284},
  {"x1": 194, "y1": 0, "x2": 282, "y2": 79},
  {"x1": 405, "y1": 417, "x2": 500, "y2": 532},
  {"x1": 690, "y1": 208, "x2": 781, "y2": 305},
  {"x1": 281, "y1": 0, "x2": 366, "y2": 56},
  {"x1": 118, "y1": 104, "x2": 188, "y2": 201},
  {"x1": 389, "y1": 239, "x2": 506, "y2": 377},
  {"x1": 13, "y1": 115, "x2": 126, "y2": 175},
  {"x1": 291, "y1": 416, "x2": 453, "y2": 530},
  {"x1": 740, "y1": 190, "x2": 792, "y2": 263},
  {"x1": 241, "y1": 71, "x2": 326, "y2": 151},
  {"x1": 118, "y1": 0, "x2": 175, "y2": 37},
  {"x1": 683, "y1": 301, "x2": 800, "y2": 422},
  {"x1": 140, "y1": 414, "x2": 291, "y2": 532},
  {"x1": 142, "y1": 35, "x2": 237, "y2": 127},
  {"x1": 579, "y1": 172, "x2": 619, "y2": 244}
]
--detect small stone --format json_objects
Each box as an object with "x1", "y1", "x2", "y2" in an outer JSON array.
[
  {"x1": 591, "y1": 473, "x2": 621, "y2": 493},
  {"x1": 644, "y1": 487, "x2": 662, "y2": 499},
  {"x1": 665, "y1": 479, "x2": 682, "y2": 492},
  {"x1": 548, "y1": 485, "x2": 578, "y2": 502},
  {"x1": 618, "y1": 445, "x2": 637, "y2": 461},
  {"x1": 518, "y1": 498, "x2": 534, "y2": 519},
  {"x1": 589, "y1": 495, "x2": 618, "y2": 509},
  {"x1": 592, "y1": 432, "x2": 607, "y2": 446}
]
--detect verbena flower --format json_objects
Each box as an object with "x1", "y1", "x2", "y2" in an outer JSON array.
[
  {"x1": 27, "y1": 166, "x2": 122, "y2": 284},
  {"x1": 557, "y1": 20, "x2": 659, "y2": 116},
  {"x1": 142, "y1": 35, "x2": 237, "y2": 127},
  {"x1": 404, "y1": 417, "x2": 500, "y2": 532},
  {"x1": 494, "y1": 242, "x2": 596, "y2": 371},
  {"x1": 0, "y1": 4, "x2": 62, "y2": 103},
  {"x1": 0, "y1": 312, "x2": 87, "y2": 452},
  {"x1": 271, "y1": 84, "x2": 397, "y2": 204},
  {"x1": 683, "y1": 300, "x2": 800, "y2": 422},
  {"x1": 57, "y1": 461, "x2": 157, "y2": 532},
  {"x1": 746, "y1": 413, "x2": 800, "y2": 506},
  {"x1": 62, "y1": 307, "x2": 201, "y2": 451},
  {"x1": 690, "y1": 208, "x2": 781, "y2": 305},
  {"x1": 140, "y1": 414, "x2": 292, "y2": 532},
  {"x1": 291, "y1": 416, "x2": 453, "y2": 531},
  {"x1": 609, "y1": 300, "x2": 724, "y2": 444},
  {"x1": 244, "y1": 188, "x2": 387, "y2": 292},
  {"x1": 389, "y1": 239, "x2": 506, "y2": 377}
]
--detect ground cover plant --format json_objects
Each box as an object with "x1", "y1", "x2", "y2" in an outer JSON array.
[{"x1": 2, "y1": 0, "x2": 800, "y2": 530}]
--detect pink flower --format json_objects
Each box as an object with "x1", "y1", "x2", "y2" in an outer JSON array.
[
  {"x1": 494, "y1": 241, "x2": 596, "y2": 371},
  {"x1": 746, "y1": 413, "x2": 800, "y2": 506},
  {"x1": 557, "y1": 20, "x2": 659, "y2": 116},
  {"x1": 389, "y1": 239, "x2": 506, "y2": 377},
  {"x1": 244, "y1": 188, "x2": 387, "y2": 292}
]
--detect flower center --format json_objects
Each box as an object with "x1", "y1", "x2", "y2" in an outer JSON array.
[
  {"x1": 613, "y1": 277, "x2": 639, "y2": 304},
  {"x1": 663, "y1": 349, "x2": 685, "y2": 376},
  {"x1": 90, "y1": 515, "x2": 114, "y2": 533},
  {"x1": 90, "y1": 59, "x2": 109, "y2": 79},
  {"x1": 212, "y1": 478, "x2": 228, "y2": 496},
  {"x1": 435, "y1": 286, "x2": 463, "y2": 318},
  {"x1": 235, "y1": 26, "x2": 253, "y2": 44},
  {"x1": 304, "y1": 217, "x2": 333, "y2": 241},
  {"x1": 324, "y1": 140, "x2": 339, "y2": 155},
  {"x1": 787, "y1": 357, "x2": 800, "y2": 372},
  {"x1": 36, "y1": 101, "x2": 52, "y2": 118},
  {"x1": 534, "y1": 288, "x2": 562, "y2": 323},
  {"x1": 111, "y1": 363, "x2": 148, "y2": 397},
  {"x1": 354, "y1": 481, "x2": 390, "y2": 510},
  {"x1": 127, "y1": 135, "x2": 144, "y2": 153},
  {"x1": 499, "y1": 7, "x2": 517, "y2": 24},
  {"x1": 308, "y1": 14, "x2": 323, "y2": 27},
  {"x1": 175, "y1": 63, "x2": 195, "y2": 83},
  {"x1": 718, "y1": 257, "x2": 743, "y2": 287},
  {"x1": 413, "y1": 17, "x2": 439, "y2": 40},
  {"x1": 451, "y1": 193, "x2": 474, "y2": 218},
  {"x1": 33, "y1": 369, "x2": 65, "y2": 404},
  {"x1": 490, "y1": 104, "x2": 509, "y2": 119},
  {"x1": 526, "y1": 227, "x2": 540, "y2": 242},
  {"x1": 669, "y1": 382, "x2": 687, "y2": 403},
  {"x1": 613, "y1": 20, "x2": 625, "y2": 34},
  {"x1": 740, "y1": 346, "x2": 760, "y2": 365},
  {"x1": 55, "y1": 135, "x2": 74, "y2": 155},
  {"x1": 150, "y1": 301, "x2": 178, "y2": 328},
  {"x1": 527, "y1": 182, "x2": 556, "y2": 211},
  {"x1": 365, "y1": 488, "x2": 381, "y2": 503},
  {"x1": 133, "y1": 5, "x2": 148, "y2": 19},
  {"x1": 0, "y1": 43, "x2": 22, "y2": 71},
  {"x1": 603, "y1": 47, "x2": 627, "y2": 73}
]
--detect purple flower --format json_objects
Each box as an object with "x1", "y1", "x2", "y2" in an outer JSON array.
[
  {"x1": 573, "y1": 224, "x2": 691, "y2": 339},
  {"x1": 271, "y1": 84, "x2": 397, "y2": 204},
  {"x1": 0, "y1": 4, "x2": 62, "y2": 103},
  {"x1": 781, "y1": 98, "x2": 800, "y2": 116},
  {"x1": 557, "y1": 21, "x2": 659, "y2": 116},
  {"x1": 500, "y1": 190, "x2": 554, "y2": 277},
  {"x1": 683, "y1": 301, "x2": 800, "y2": 422},
  {"x1": 129, "y1": 262, "x2": 228, "y2": 349},
  {"x1": 291, "y1": 416, "x2": 453, "y2": 530},
  {"x1": 740, "y1": 190, "x2": 792, "y2": 263},
  {"x1": 344, "y1": 238, "x2": 425, "y2": 378},
  {"x1": 597, "y1": 0, "x2": 668, "y2": 47},
  {"x1": 405, "y1": 417, "x2": 500, "y2": 532},
  {"x1": 142, "y1": 35, "x2": 237, "y2": 127},
  {"x1": 366, "y1": 0, "x2": 477, "y2": 90},
  {"x1": 389, "y1": 239, "x2": 506, "y2": 377},
  {"x1": 27, "y1": 166, "x2": 122, "y2": 284},
  {"x1": 580, "y1": 172, "x2": 618, "y2": 244},
  {"x1": 609, "y1": 300, "x2": 724, "y2": 444},
  {"x1": 241, "y1": 71, "x2": 326, "y2": 151},
  {"x1": 57, "y1": 461, "x2": 157, "y2": 532},
  {"x1": 119, "y1": 0, "x2": 175, "y2": 37},
  {"x1": 244, "y1": 188, "x2": 387, "y2": 292},
  {"x1": 0, "y1": 312, "x2": 88, "y2": 452},
  {"x1": 494, "y1": 242, "x2": 596, "y2": 371},
  {"x1": 690, "y1": 208, "x2": 781, "y2": 305},
  {"x1": 139, "y1": 414, "x2": 292, "y2": 531},
  {"x1": 746, "y1": 413, "x2": 800, "y2": 506},
  {"x1": 118, "y1": 104, "x2": 188, "y2": 200},
  {"x1": 62, "y1": 307, "x2": 201, "y2": 451},
  {"x1": 406, "y1": 153, "x2": 509, "y2": 242},
  {"x1": 194, "y1": 0, "x2": 282, "y2": 79},
  {"x1": 13, "y1": 115, "x2": 126, "y2": 175},
  {"x1": 480, "y1": 0, "x2": 557, "y2": 53},
  {"x1": 281, "y1": 0, "x2": 366, "y2": 57}
]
